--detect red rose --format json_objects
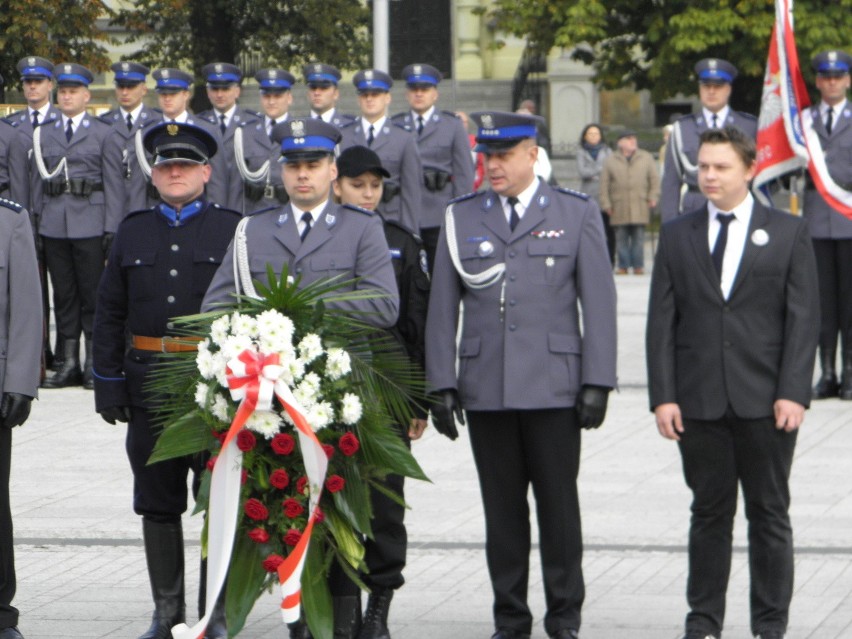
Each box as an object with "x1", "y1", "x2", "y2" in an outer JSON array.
[
  {"x1": 325, "y1": 475, "x2": 345, "y2": 493},
  {"x1": 314, "y1": 505, "x2": 325, "y2": 523},
  {"x1": 282, "y1": 498, "x2": 304, "y2": 518},
  {"x1": 244, "y1": 498, "x2": 269, "y2": 521},
  {"x1": 262, "y1": 553, "x2": 284, "y2": 573},
  {"x1": 248, "y1": 527, "x2": 270, "y2": 544},
  {"x1": 211, "y1": 430, "x2": 227, "y2": 445},
  {"x1": 269, "y1": 468, "x2": 290, "y2": 490},
  {"x1": 271, "y1": 433, "x2": 295, "y2": 455},
  {"x1": 241, "y1": 469, "x2": 248, "y2": 485},
  {"x1": 322, "y1": 444, "x2": 335, "y2": 460},
  {"x1": 296, "y1": 476, "x2": 309, "y2": 495},
  {"x1": 237, "y1": 429, "x2": 256, "y2": 452},
  {"x1": 283, "y1": 528, "x2": 302, "y2": 547},
  {"x1": 206, "y1": 455, "x2": 218, "y2": 471},
  {"x1": 338, "y1": 432, "x2": 360, "y2": 456}
]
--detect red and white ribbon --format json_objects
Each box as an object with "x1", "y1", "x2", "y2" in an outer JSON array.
[{"x1": 171, "y1": 348, "x2": 328, "y2": 638}]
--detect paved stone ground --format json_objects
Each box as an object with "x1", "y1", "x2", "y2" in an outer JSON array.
[{"x1": 9, "y1": 271, "x2": 852, "y2": 638}]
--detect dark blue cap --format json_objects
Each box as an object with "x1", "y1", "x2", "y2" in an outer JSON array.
[
  {"x1": 143, "y1": 122, "x2": 218, "y2": 165},
  {"x1": 812, "y1": 50, "x2": 852, "y2": 76},
  {"x1": 55, "y1": 63, "x2": 94, "y2": 87},
  {"x1": 272, "y1": 118, "x2": 342, "y2": 163},
  {"x1": 402, "y1": 63, "x2": 442, "y2": 87},
  {"x1": 202, "y1": 62, "x2": 242, "y2": 86},
  {"x1": 255, "y1": 68, "x2": 296, "y2": 92},
  {"x1": 694, "y1": 58, "x2": 738, "y2": 84},
  {"x1": 152, "y1": 68, "x2": 194, "y2": 93},
  {"x1": 303, "y1": 63, "x2": 342, "y2": 87},
  {"x1": 17, "y1": 56, "x2": 54, "y2": 80},
  {"x1": 472, "y1": 111, "x2": 540, "y2": 153},
  {"x1": 353, "y1": 69, "x2": 393, "y2": 93},
  {"x1": 111, "y1": 61, "x2": 150, "y2": 86}
]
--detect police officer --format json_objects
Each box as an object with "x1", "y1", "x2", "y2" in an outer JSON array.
[
  {"x1": 426, "y1": 112, "x2": 617, "y2": 639},
  {"x1": 303, "y1": 63, "x2": 356, "y2": 128},
  {"x1": 660, "y1": 58, "x2": 757, "y2": 222},
  {"x1": 92, "y1": 122, "x2": 240, "y2": 639},
  {"x1": 101, "y1": 62, "x2": 161, "y2": 214},
  {"x1": 0, "y1": 73, "x2": 12, "y2": 201},
  {"x1": 231, "y1": 68, "x2": 296, "y2": 214},
  {"x1": 340, "y1": 70, "x2": 423, "y2": 234},
  {"x1": 392, "y1": 63, "x2": 475, "y2": 271},
  {"x1": 804, "y1": 50, "x2": 852, "y2": 399},
  {"x1": 33, "y1": 63, "x2": 118, "y2": 390},
  {"x1": 0, "y1": 196, "x2": 42, "y2": 639}
]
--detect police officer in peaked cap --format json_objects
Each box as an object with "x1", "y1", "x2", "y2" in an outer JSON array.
[{"x1": 303, "y1": 62, "x2": 355, "y2": 129}]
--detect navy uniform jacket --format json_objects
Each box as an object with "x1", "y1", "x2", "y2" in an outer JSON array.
[
  {"x1": 6, "y1": 105, "x2": 62, "y2": 212},
  {"x1": 92, "y1": 200, "x2": 241, "y2": 411},
  {"x1": 0, "y1": 120, "x2": 15, "y2": 199},
  {"x1": 425, "y1": 180, "x2": 618, "y2": 410},
  {"x1": 100, "y1": 106, "x2": 161, "y2": 214},
  {"x1": 31, "y1": 114, "x2": 122, "y2": 238},
  {"x1": 340, "y1": 120, "x2": 424, "y2": 234},
  {"x1": 229, "y1": 117, "x2": 287, "y2": 215},
  {"x1": 392, "y1": 110, "x2": 476, "y2": 230},
  {"x1": 802, "y1": 103, "x2": 852, "y2": 239},
  {"x1": 660, "y1": 110, "x2": 758, "y2": 222},
  {"x1": 0, "y1": 198, "x2": 42, "y2": 398},
  {"x1": 202, "y1": 201, "x2": 399, "y2": 328},
  {"x1": 198, "y1": 107, "x2": 262, "y2": 211}
]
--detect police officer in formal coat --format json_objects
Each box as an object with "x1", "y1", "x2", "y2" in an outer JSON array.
[
  {"x1": 0, "y1": 196, "x2": 42, "y2": 639},
  {"x1": 426, "y1": 112, "x2": 617, "y2": 639},
  {"x1": 231, "y1": 68, "x2": 295, "y2": 214},
  {"x1": 303, "y1": 63, "x2": 356, "y2": 129},
  {"x1": 660, "y1": 58, "x2": 757, "y2": 222},
  {"x1": 32, "y1": 63, "x2": 120, "y2": 390},
  {"x1": 391, "y1": 63, "x2": 475, "y2": 271},
  {"x1": 101, "y1": 62, "x2": 161, "y2": 213},
  {"x1": 803, "y1": 50, "x2": 852, "y2": 400},
  {"x1": 340, "y1": 70, "x2": 424, "y2": 234},
  {"x1": 92, "y1": 123, "x2": 240, "y2": 639}
]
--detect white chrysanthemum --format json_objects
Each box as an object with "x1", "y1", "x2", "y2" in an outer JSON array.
[
  {"x1": 280, "y1": 409, "x2": 294, "y2": 426},
  {"x1": 196, "y1": 349, "x2": 218, "y2": 380},
  {"x1": 209, "y1": 316, "x2": 231, "y2": 346},
  {"x1": 194, "y1": 382, "x2": 210, "y2": 409},
  {"x1": 300, "y1": 372, "x2": 322, "y2": 393},
  {"x1": 307, "y1": 401, "x2": 334, "y2": 431},
  {"x1": 340, "y1": 393, "x2": 362, "y2": 425},
  {"x1": 211, "y1": 394, "x2": 230, "y2": 422},
  {"x1": 214, "y1": 352, "x2": 230, "y2": 387},
  {"x1": 231, "y1": 312, "x2": 259, "y2": 339},
  {"x1": 221, "y1": 333, "x2": 255, "y2": 361},
  {"x1": 293, "y1": 384, "x2": 318, "y2": 411},
  {"x1": 256, "y1": 310, "x2": 295, "y2": 341},
  {"x1": 245, "y1": 410, "x2": 281, "y2": 438},
  {"x1": 298, "y1": 333, "x2": 324, "y2": 363},
  {"x1": 287, "y1": 358, "x2": 306, "y2": 382},
  {"x1": 326, "y1": 348, "x2": 351, "y2": 380}
]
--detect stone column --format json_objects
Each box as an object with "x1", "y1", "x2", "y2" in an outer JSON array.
[
  {"x1": 455, "y1": 0, "x2": 484, "y2": 78},
  {"x1": 547, "y1": 49, "x2": 598, "y2": 155}
]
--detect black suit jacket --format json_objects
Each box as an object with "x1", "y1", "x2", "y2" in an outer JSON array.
[{"x1": 646, "y1": 202, "x2": 819, "y2": 420}]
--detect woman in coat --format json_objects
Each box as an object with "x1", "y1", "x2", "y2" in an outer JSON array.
[{"x1": 576, "y1": 123, "x2": 614, "y2": 264}]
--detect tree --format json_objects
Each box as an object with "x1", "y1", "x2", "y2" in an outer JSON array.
[
  {"x1": 0, "y1": 0, "x2": 112, "y2": 102},
  {"x1": 486, "y1": 0, "x2": 852, "y2": 114},
  {"x1": 111, "y1": 0, "x2": 371, "y2": 112}
]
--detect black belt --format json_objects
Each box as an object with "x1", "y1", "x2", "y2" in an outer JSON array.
[
  {"x1": 244, "y1": 182, "x2": 289, "y2": 204},
  {"x1": 42, "y1": 179, "x2": 104, "y2": 197},
  {"x1": 381, "y1": 183, "x2": 401, "y2": 203}
]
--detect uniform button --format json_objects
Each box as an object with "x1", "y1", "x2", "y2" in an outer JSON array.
[
  {"x1": 134, "y1": 258, "x2": 141, "y2": 265},
  {"x1": 509, "y1": 274, "x2": 516, "y2": 281},
  {"x1": 295, "y1": 267, "x2": 302, "y2": 274},
  {"x1": 509, "y1": 299, "x2": 516, "y2": 306},
  {"x1": 171, "y1": 244, "x2": 179, "y2": 252},
  {"x1": 166, "y1": 322, "x2": 175, "y2": 330},
  {"x1": 208, "y1": 257, "x2": 215, "y2": 262},
  {"x1": 170, "y1": 269, "x2": 178, "y2": 277},
  {"x1": 508, "y1": 251, "x2": 516, "y2": 258},
  {"x1": 509, "y1": 324, "x2": 517, "y2": 331},
  {"x1": 167, "y1": 295, "x2": 175, "y2": 304}
]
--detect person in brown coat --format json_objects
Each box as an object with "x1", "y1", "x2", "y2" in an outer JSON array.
[{"x1": 600, "y1": 130, "x2": 660, "y2": 274}]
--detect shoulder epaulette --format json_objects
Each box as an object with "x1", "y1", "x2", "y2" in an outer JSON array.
[
  {"x1": 124, "y1": 206, "x2": 158, "y2": 221},
  {"x1": 390, "y1": 112, "x2": 407, "y2": 122},
  {"x1": 554, "y1": 186, "x2": 590, "y2": 201},
  {"x1": 391, "y1": 120, "x2": 411, "y2": 132},
  {"x1": 0, "y1": 117, "x2": 15, "y2": 128},
  {"x1": 448, "y1": 191, "x2": 478, "y2": 204},
  {"x1": 342, "y1": 203, "x2": 374, "y2": 215},
  {"x1": 338, "y1": 119, "x2": 357, "y2": 130},
  {"x1": 441, "y1": 110, "x2": 460, "y2": 119},
  {"x1": 0, "y1": 197, "x2": 24, "y2": 213},
  {"x1": 210, "y1": 203, "x2": 242, "y2": 217},
  {"x1": 735, "y1": 111, "x2": 758, "y2": 121},
  {"x1": 242, "y1": 108, "x2": 262, "y2": 119},
  {"x1": 251, "y1": 205, "x2": 279, "y2": 217}
]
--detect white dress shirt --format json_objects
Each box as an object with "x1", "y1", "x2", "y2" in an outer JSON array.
[
  {"x1": 214, "y1": 104, "x2": 237, "y2": 129},
  {"x1": 292, "y1": 200, "x2": 328, "y2": 237},
  {"x1": 120, "y1": 104, "x2": 144, "y2": 127},
  {"x1": 361, "y1": 115, "x2": 387, "y2": 141},
  {"x1": 62, "y1": 112, "x2": 86, "y2": 136},
  {"x1": 499, "y1": 177, "x2": 541, "y2": 226},
  {"x1": 708, "y1": 192, "x2": 754, "y2": 299},
  {"x1": 702, "y1": 106, "x2": 730, "y2": 129}
]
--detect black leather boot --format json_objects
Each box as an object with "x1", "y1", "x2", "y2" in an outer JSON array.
[
  {"x1": 50, "y1": 333, "x2": 65, "y2": 372},
  {"x1": 357, "y1": 589, "x2": 392, "y2": 639},
  {"x1": 288, "y1": 620, "x2": 313, "y2": 639},
  {"x1": 138, "y1": 519, "x2": 186, "y2": 639},
  {"x1": 198, "y1": 558, "x2": 228, "y2": 639},
  {"x1": 333, "y1": 595, "x2": 362, "y2": 639},
  {"x1": 813, "y1": 347, "x2": 840, "y2": 399},
  {"x1": 840, "y1": 350, "x2": 852, "y2": 400},
  {"x1": 82, "y1": 338, "x2": 94, "y2": 390},
  {"x1": 41, "y1": 339, "x2": 83, "y2": 388}
]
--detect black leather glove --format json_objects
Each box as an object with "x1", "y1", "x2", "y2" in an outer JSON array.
[
  {"x1": 99, "y1": 405, "x2": 132, "y2": 425},
  {"x1": 102, "y1": 232, "x2": 115, "y2": 255},
  {"x1": 430, "y1": 389, "x2": 464, "y2": 441},
  {"x1": 1, "y1": 393, "x2": 33, "y2": 429},
  {"x1": 576, "y1": 385, "x2": 610, "y2": 430}
]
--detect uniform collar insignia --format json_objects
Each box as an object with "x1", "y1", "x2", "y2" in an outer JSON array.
[
  {"x1": 277, "y1": 213, "x2": 289, "y2": 226},
  {"x1": 326, "y1": 213, "x2": 336, "y2": 226}
]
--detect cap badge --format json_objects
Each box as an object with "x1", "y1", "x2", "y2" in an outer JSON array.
[
  {"x1": 314, "y1": 64, "x2": 322, "y2": 72},
  {"x1": 28, "y1": 57, "x2": 36, "y2": 66},
  {"x1": 121, "y1": 62, "x2": 130, "y2": 72},
  {"x1": 64, "y1": 64, "x2": 72, "y2": 73},
  {"x1": 828, "y1": 51, "x2": 838, "y2": 62},
  {"x1": 413, "y1": 64, "x2": 422, "y2": 74},
  {"x1": 167, "y1": 124, "x2": 179, "y2": 137},
  {"x1": 291, "y1": 120, "x2": 305, "y2": 136},
  {"x1": 269, "y1": 70, "x2": 277, "y2": 79},
  {"x1": 214, "y1": 63, "x2": 223, "y2": 73},
  {"x1": 161, "y1": 69, "x2": 170, "y2": 79},
  {"x1": 365, "y1": 70, "x2": 374, "y2": 80},
  {"x1": 709, "y1": 59, "x2": 718, "y2": 69},
  {"x1": 481, "y1": 114, "x2": 494, "y2": 129}
]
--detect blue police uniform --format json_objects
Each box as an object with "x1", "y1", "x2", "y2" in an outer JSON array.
[
  {"x1": 302, "y1": 63, "x2": 356, "y2": 129},
  {"x1": 660, "y1": 59, "x2": 758, "y2": 221}
]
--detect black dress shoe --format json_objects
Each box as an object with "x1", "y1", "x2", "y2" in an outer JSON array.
[
  {"x1": 551, "y1": 630, "x2": 579, "y2": 639},
  {"x1": 757, "y1": 632, "x2": 784, "y2": 639},
  {"x1": 682, "y1": 632, "x2": 717, "y2": 639},
  {"x1": 490, "y1": 630, "x2": 530, "y2": 639},
  {"x1": 0, "y1": 627, "x2": 24, "y2": 639}
]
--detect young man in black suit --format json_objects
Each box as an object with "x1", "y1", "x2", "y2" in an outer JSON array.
[{"x1": 646, "y1": 127, "x2": 820, "y2": 639}]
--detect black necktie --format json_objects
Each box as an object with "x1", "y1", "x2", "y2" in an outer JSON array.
[
  {"x1": 300, "y1": 211, "x2": 313, "y2": 242},
  {"x1": 711, "y1": 113, "x2": 718, "y2": 129},
  {"x1": 219, "y1": 114, "x2": 227, "y2": 135},
  {"x1": 712, "y1": 213, "x2": 736, "y2": 280},
  {"x1": 367, "y1": 125, "x2": 375, "y2": 147},
  {"x1": 126, "y1": 113, "x2": 133, "y2": 131},
  {"x1": 826, "y1": 107, "x2": 834, "y2": 135},
  {"x1": 32, "y1": 111, "x2": 39, "y2": 128},
  {"x1": 65, "y1": 118, "x2": 74, "y2": 142},
  {"x1": 269, "y1": 119, "x2": 277, "y2": 140},
  {"x1": 417, "y1": 115, "x2": 424, "y2": 136},
  {"x1": 508, "y1": 196, "x2": 520, "y2": 232}
]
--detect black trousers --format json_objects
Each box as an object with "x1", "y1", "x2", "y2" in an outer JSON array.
[
  {"x1": 678, "y1": 411, "x2": 797, "y2": 637},
  {"x1": 812, "y1": 238, "x2": 852, "y2": 356},
  {"x1": 468, "y1": 409, "x2": 583, "y2": 636},
  {"x1": 42, "y1": 236, "x2": 104, "y2": 342},
  {"x1": 0, "y1": 428, "x2": 18, "y2": 628}
]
